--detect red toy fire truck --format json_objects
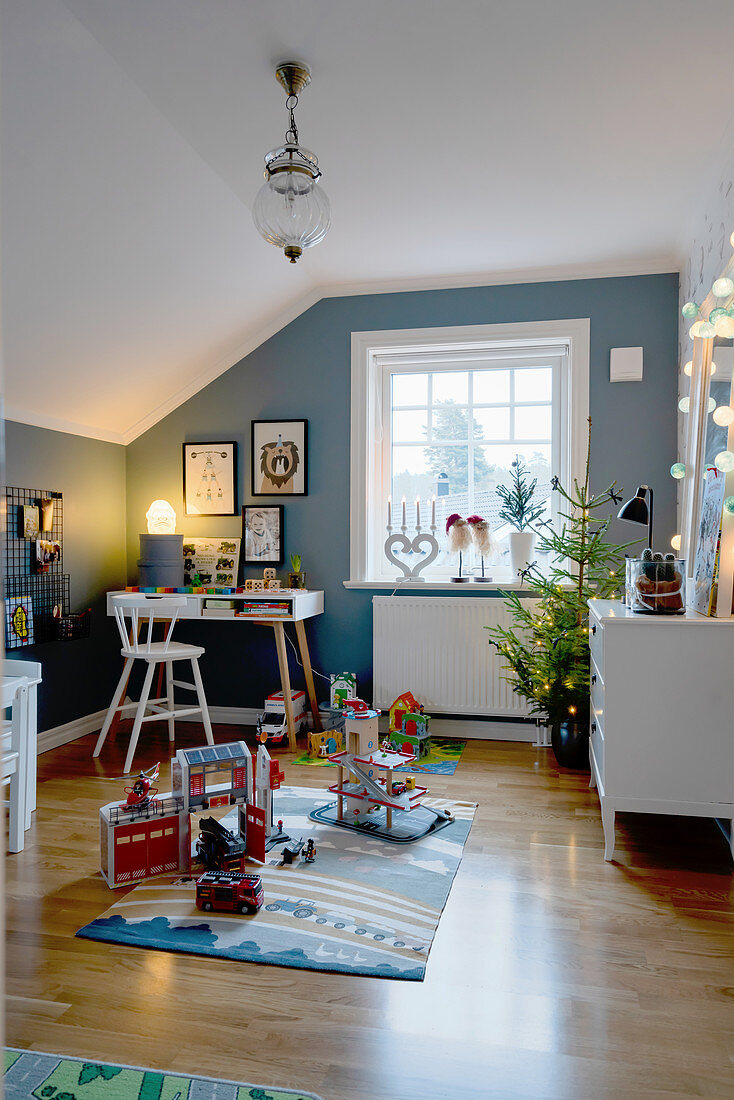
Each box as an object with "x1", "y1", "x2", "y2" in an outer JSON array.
[{"x1": 195, "y1": 870, "x2": 264, "y2": 915}]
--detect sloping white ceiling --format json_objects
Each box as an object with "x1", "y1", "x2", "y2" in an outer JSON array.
[{"x1": 3, "y1": 0, "x2": 734, "y2": 442}]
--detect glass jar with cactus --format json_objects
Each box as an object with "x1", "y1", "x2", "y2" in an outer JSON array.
[
  {"x1": 288, "y1": 553, "x2": 306, "y2": 589},
  {"x1": 627, "y1": 549, "x2": 685, "y2": 613}
]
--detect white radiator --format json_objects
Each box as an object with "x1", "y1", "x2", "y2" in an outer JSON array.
[{"x1": 372, "y1": 596, "x2": 533, "y2": 717}]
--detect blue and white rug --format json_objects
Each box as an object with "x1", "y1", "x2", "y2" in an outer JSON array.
[{"x1": 77, "y1": 785, "x2": 476, "y2": 981}]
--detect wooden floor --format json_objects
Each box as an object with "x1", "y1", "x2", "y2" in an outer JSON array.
[{"x1": 6, "y1": 724, "x2": 734, "y2": 1100}]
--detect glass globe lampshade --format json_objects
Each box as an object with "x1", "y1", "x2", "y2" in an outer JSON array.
[
  {"x1": 713, "y1": 405, "x2": 734, "y2": 427},
  {"x1": 253, "y1": 169, "x2": 330, "y2": 263},
  {"x1": 146, "y1": 499, "x2": 177, "y2": 534}
]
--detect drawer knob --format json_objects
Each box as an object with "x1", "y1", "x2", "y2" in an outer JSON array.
[
  {"x1": 591, "y1": 624, "x2": 597, "y2": 636},
  {"x1": 591, "y1": 722, "x2": 597, "y2": 733},
  {"x1": 591, "y1": 674, "x2": 597, "y2": 685}
]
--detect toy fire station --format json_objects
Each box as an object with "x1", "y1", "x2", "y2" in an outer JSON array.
[{"x1": 99, "y1": 738, "x2": 285, "y2": 888}]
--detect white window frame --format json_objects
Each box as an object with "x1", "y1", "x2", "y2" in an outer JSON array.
[{"x1": 348, "y1": 320, "x2": 590, "y2": 587}]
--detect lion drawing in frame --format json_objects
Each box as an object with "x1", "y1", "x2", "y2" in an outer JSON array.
[{"x1": 252, "y1": 420, "x2": 308, "y2": 496}]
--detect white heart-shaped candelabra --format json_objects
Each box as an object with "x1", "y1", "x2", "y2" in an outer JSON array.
[{"x1": 384, "y1": 530, "x2": 440, "y2": 581}]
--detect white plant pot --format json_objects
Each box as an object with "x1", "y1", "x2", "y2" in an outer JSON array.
[{"x1": 509, "y1": 531, "x2": 535, "y2": 577}]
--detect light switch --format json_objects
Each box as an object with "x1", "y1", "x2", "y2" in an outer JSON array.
[{"x1": 610, "y1": 347, "x2": 643, "y2": 382}]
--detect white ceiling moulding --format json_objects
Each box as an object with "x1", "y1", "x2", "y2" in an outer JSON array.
[
  {"x1": 3, "y1": 406, "x2": 127, "y2": 446},
  {"x1": 6, "y1": 258, "x2": 679, "y2": 447}
]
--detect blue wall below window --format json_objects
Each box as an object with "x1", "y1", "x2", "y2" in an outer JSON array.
[{"x1": 125, "y1": 273, "x2": 679, "y2": 711}]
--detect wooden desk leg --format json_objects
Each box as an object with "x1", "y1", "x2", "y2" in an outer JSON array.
[
  {"x1": 273, "y1": 621, "x2": 297, "y2": 752},
  {"x1": 295, "y1": 619, "x2": 323, "y2": 733}
]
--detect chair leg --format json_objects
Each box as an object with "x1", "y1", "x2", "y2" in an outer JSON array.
[
  {"x1": 8, "y1": 767, "x2": 26, "y2": 854},
  {"x1": 166, "y1": 661, "x2": 175, "y2": 742},
  {"x1": 14, "y1": 686, "x2": 33, "y2": 831},
  {"x1": 94, "y1": 658, "x2": 134, "y2": 758},
  {"x1": 191, "y1": 658, "x2": 214, "y2": 746},
  {"x1": 123, "y1": 661, "x2": 156, "y2": 775}
]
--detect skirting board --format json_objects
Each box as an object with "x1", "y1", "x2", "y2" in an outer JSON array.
[{"x1": 38, "y1": 705, "x2": 543, "y2": 754}]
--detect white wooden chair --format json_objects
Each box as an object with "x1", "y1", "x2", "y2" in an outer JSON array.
[
  {"x1": 2, "y1": 675, "x2": 29, "y2": 853},
  {"x1": 4, "y1": 658, "x2": 42, "y2": 828},
  {"x1": 94, "y1": 594, "x2": 214, "y2": 774}
]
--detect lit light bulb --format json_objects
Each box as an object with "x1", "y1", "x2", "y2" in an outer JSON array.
[
  {"x1": 681, "y1": 301, "x2": 699, "y2": 319},
  {"x1": 678, "y1": 396, "x2": 690, "y2": 413},
  {"x1": 715, "y1": 450, "x2": 734, "y2": 472},
  {"x1": 709, "y1": 397, "x2": 717, "y2": 413},
  {"x1": 713, "y1": 405, "x2": 734, "y2": 427},
  {"x1": 670, "y1": 463, "x2": 686, "y2": 479},
  {"x1": 146, "y1": 499, "x2": 177, "y2": 534},
  {"x1": 670, "y1": 534, "x2": 681, "y2": 551},
  {"x1": 724, "y1": 497, "x2": 734, "y2": 515},
  {"x1": 715, "y1": 315, "x2": 734, "y2": 339},
  {"x1": 712, "y1": 277, "x2": 734, "y2": 298},
  {"x1": 683, "y1": 360, "x2": 693, "y2": 376},
  {"x1": 568, "y1": 705, "x2": 577, "y2": 716},
  {"x1": 689, "y1": 321, "x2": 705, "y2": 338},
  {"x1": 731, "y1": 230, "x2": 734, "y2": 248},
  {"x1": 711, "y1": 361, "x2": 717, "y2": 375}
]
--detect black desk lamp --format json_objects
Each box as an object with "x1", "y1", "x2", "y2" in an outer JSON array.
[{"x1": 617, "y1": 485, "x2": 653, "y2": 549}]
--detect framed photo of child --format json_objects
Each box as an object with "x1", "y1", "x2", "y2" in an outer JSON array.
[{"x1": 242, "y1": 505, "x2": 284, "y2": 565}]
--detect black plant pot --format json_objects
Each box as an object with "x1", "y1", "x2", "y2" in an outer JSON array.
[{"x1": 551, "y1": 720, "x2": 590, "y2": 770}]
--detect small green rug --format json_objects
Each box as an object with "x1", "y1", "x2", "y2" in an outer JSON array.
[
  {"x1": 293, "y1": 736, "x2": 466, "y2": 775},
  {"x1": 4, "y1": 1049, "x2": 322, "y2": 1099}
]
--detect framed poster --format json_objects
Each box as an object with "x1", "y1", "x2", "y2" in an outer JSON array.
[
  {"x1": 251, "y1": 419, "x2": 307, "y2": 496},
  {"x1": 183, "y1": 442, "x2": 238, "y2": 516},
  {"x1": 22, "y1": 505, "x2": 40, "y2": 540},
  {"x1": 242, "y1": 505, "x2": 284, "y2": 565},
  {"x1": 182, "y1": 537, "x2": 241, "y2": 586}
]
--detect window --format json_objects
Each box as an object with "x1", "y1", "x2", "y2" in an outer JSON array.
[{"x1": 349, "y1": 320, "x2": 589, "y2": 585}]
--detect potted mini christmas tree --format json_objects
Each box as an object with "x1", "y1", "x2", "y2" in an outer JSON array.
[
  {"x1": 497, "y1": 456, "x2": 546, "y2": 575},
  {"x1": 487, "y1": 421, "x2": 631, "y2": 768}
]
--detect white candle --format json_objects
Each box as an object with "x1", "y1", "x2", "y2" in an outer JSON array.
[
  {"x1": 415, "y1": 496, "x2": 421, "y2": 526},
  {"x1": 387, "y1": 495, "x2": 392, "y2": 527},
  {"x1": 431, "y1": 495, "x2": 436, "y2": 526},
  {"x1": 401, "y1": 496, "x2": 406, "y2": 526}
]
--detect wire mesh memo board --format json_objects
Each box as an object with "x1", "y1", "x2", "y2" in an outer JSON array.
[{"x1": 3, "y1": 486, "x2": 71, "y2": 645}]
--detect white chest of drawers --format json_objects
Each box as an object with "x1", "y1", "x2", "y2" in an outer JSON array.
[{"x1": 588, "y1": 598, "x2": 734, "y2": 861}]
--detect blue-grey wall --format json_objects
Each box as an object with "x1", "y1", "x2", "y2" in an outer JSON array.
[
  {"x1": 4, "y1": 421, "x2": 127, "y2": 731},
  {"x1": 125, "y1": 273, "x2": 679, "y2": 711}
]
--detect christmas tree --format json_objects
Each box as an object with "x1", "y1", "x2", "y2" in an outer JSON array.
[{"x1": 487, "y1": 419, "x2": 632, "y2": 727}]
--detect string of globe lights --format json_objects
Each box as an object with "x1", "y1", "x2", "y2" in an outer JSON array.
[{"x1": 670, "y1": 231, "x2": 734, "y2": 550}]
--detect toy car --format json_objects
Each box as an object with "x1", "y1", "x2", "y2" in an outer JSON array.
[
  {"x1": 195, "y1": 871, "x2": 264, "y2": 915},
  {"x1": 391, "y1": 781, "x2": 407, "y2": 796}
]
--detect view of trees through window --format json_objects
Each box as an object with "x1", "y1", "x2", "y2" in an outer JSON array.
[{"x1": 390, "y1": 365, "x2": 554, "y2": 569}]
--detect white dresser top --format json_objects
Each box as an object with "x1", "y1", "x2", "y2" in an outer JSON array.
[{"x1": 588, "y1": 598, "x2": 733, "y2": 626}]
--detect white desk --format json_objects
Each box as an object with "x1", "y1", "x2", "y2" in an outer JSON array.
[
  {"x1": 588, "y1": 598, "x2": 734, "y2": 862},
  {"x1": 107, "y1": 590, "x2": 324, "y2": 751}
]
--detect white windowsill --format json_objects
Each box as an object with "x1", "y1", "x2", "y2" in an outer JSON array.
[{"x1": 342, "y1": 579, "x2": 536, "y2": 590}]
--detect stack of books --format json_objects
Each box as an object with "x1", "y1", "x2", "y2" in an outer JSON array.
[{"x1": 235, "y1": 601, "x2": 291, "y2": 618}]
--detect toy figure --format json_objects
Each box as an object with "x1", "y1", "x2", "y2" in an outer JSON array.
[{"x1": 303, "y1": 838, "x2": 316, "y2": 862}]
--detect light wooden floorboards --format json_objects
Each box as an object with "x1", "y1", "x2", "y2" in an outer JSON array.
[{"x1": 6, "y1": 724, "x2": 734, "y2": 1099}]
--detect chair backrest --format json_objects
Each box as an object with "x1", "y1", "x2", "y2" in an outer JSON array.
[{"x1": 111, "y1": 594, "x2": 189, "y2": 654}]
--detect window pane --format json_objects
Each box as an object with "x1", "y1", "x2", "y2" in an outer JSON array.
[
  {"x1": 514, "y1": 367, "x2": 552, "y2": 402},
  {"x1": 392, "y1": 408, "x2": 428, "y2": 443},
  {"x1": 392, "y1": 446, "x2": 436, "y2": 504},
  {"x1": 392, "y1": 372, "x2": 428, "y2": 407},
  {"x1": 475, "y1": 407, "x2": 510, "y2": 440},
  {"x1": 422, "y1": 440, "x2": 469, "y2": 493},
  {"x1": 431, "y1": 401, "x2": 470, "y2": 442},
  {"x1": 432, "y1": 371, "x2": 468, "y2": 404},
  {"x1": 473, "y1": 369, "x2": 510, "y2": 404},
  {"x1": 514, "y1": 405, "x2": 552, "y2": 440}
]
